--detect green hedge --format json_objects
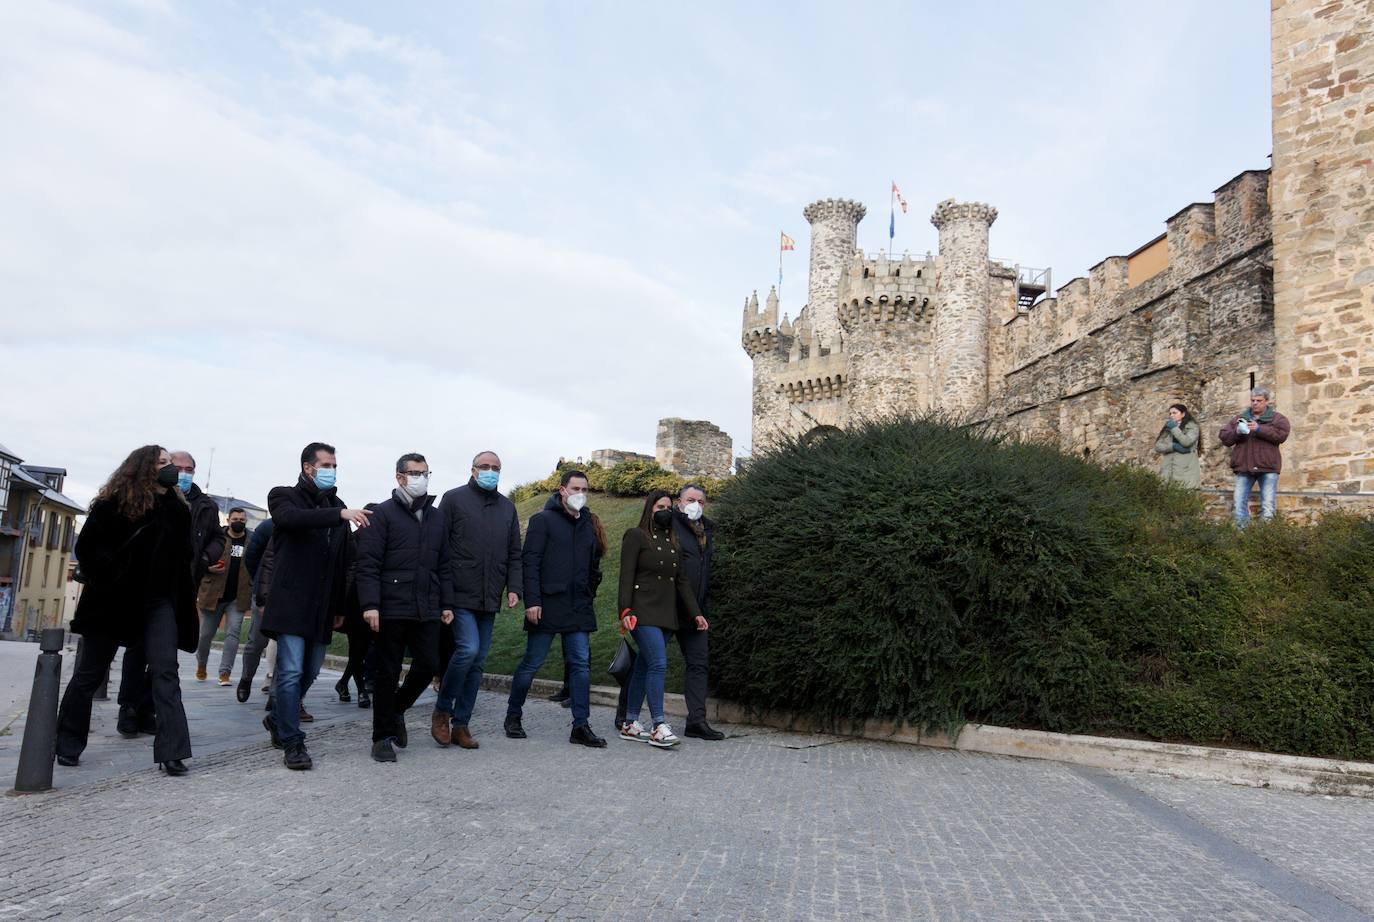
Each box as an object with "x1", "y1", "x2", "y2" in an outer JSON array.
[
  {"x1": 509, "y1": 459, "x2": 731, "y2": 504},
  {"x1": 709, "y1": 415, "x2": 1374, "y2": 760}
]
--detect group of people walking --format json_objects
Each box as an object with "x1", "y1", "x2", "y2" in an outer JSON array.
[
  {"x1": 54, "y1": 442, "x2": 724, "y2": 775},
  {"x1": 1155, "y1": 387, "x2": 1291, "y2": 527}
]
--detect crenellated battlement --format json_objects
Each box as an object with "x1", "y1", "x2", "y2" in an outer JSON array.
[{"x1": 803, "y1": 198, "x2": 867, "y2": 224}]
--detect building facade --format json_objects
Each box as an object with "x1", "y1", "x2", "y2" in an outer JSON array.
[{"x1": 0, "y1": 462, "x2": 84, "y2": 638}]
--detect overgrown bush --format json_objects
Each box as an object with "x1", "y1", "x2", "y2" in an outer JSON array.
[
  {"x1": 709, "y1": 415, "x2": 1374, "y2": 760},
  {"x1": 509, "y1": 459, "x2": 730, "y2": 504}
]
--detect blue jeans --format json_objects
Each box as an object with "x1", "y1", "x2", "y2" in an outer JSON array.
[
  {"x1": 273, "y1": 634, "x2": 327, "y2": 748},
  {"x1": 1233, "y1": 472, "x2": 1279, "y2": 527},
  {"x1": 436, "y1": 609, "x2": 495, "y2": 724},
  {"x1": 625, "y1": 625, "x2": 673, "y2": 726},
  {"x1": 506, "y1": 631, "x2": 590, "y2": 727}
]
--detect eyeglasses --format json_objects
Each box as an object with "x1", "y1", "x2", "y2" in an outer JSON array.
[
  {"x1": 403, "y1": 471, "x2": 429, "y2": 477},
  {"x1": 474, "y1": 464, "x2": 501, "y2": 472}
]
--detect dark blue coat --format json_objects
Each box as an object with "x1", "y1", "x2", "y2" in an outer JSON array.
[
  {"x1": 354, "y1": 490, "x2": 455, "y2": 622},
  {"x1": 438, "y1": 479, "x2": 523, "y2": 613},
  {"x1": 521, "y1": 492, "x2": 601, "y2": 634},
  {"x1": 262, "y1": 475, "x2": 351, "y2": 644}
]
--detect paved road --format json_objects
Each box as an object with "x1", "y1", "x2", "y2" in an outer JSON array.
[{"x1": 1, "y1": 641, "x2": 1373, "y2": 920}]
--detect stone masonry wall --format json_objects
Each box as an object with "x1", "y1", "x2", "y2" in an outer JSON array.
[
  {"x1": 931, "y1": 200, "x2": 998, "y2": 413},
  {"x1": 803, "y1": 199, "x2": 866, "y2": 351},
  {"x1": 1270, "y1": 0, "x2": 1374, "y2": 493},
  {"x1": 656, "y1": 418, "x2": 733, "y2": 480},
  {"x1": 589, "y1": 449, "x2": 653, "y2": 470}
]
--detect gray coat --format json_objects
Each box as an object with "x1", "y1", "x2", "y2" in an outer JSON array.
[
  {"x1": 438, "y1": 479, "x2": 523, "y2": 614},
  {"x1": 1154, "y1": 420, "x2": 1201, "y2": 488}
]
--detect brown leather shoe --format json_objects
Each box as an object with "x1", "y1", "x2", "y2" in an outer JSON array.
[
  {"x1": 453, "y1": 725, "x2": 479, "y2": 750},
  {"x1": 430, "y1": 710, "x2": 451, "y2": 747},
  {"x1": 195, "y1": 665, "x2": 207, "y2": 681}
]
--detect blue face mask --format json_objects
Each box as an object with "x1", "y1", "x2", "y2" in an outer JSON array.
[
  {"x1": 476, "y1": 470, "x2": 500, "y2": 491},
  {"x1": 313, "y1": 467, "x2": 337, "y2": 490},
  {"x1": 176, "y1": 471, "x2": 193, "y2": 493}
]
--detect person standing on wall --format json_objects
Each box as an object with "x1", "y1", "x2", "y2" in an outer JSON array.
[
  {"x1": 262, "y1": 442, "x2": 370, "y2": 770},
  {"x1": 1218, "y1": 388, "x2": 1291, "y2": 527},
  {"x1": 672, "y1": 483, "x2": 724, "y2": 740},
  {"x1": 504, "y1": 470, "x2": 607, "y2": 748},
  {"x1": 430, "y1": 450, "x2": 523, "y2": 750},
  {"x1": 195, "y1": 507, "x2": 253, "y2": 686},
  {"x1": 355, "y1": 453, "x2": 455, "y2": 763},
  {"x1": 116, "y1": 449, "x2": 224, "y2": 736},
  {"x1": 616, "y1": 490, "x2": 705, "y2": 749},
  {"x1": 56, "y1": 445, "x2": 197, "y2": 776},
  {"x1": 1154, "y1": 404, "x2": 1202, "y2": 488}
]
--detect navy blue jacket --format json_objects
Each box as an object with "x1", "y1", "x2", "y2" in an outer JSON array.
[
  {"x1": 244, "y1": 518, "x2": 274, "y2": 595},
  {"x1": 521, "y1": 492, "x2": 602, "y2": 634},
  {"x1": 354, "y1": 490, "x2": 455, "y2": 622},
  {"x1": 438, "y1": 479, "x2": 523, "y2": 613}
]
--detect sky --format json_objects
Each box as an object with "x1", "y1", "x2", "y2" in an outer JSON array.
[{"x1": 0, "y1": 1, "x2": 1272, "y2": 509}]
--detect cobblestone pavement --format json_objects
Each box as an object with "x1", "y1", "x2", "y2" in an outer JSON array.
[{"x1": 2, "y1": 668, "x2": 1373, "y2": 920}]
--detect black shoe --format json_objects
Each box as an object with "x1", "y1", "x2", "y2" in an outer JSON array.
[
  {"x1": 116, "y1": 706, "x2": 140, "y2": 739},
  {"x1": 159, "y1": 759, "x2": 189, "y2": 776},
  {"x1": 684, "y1": 722, "x2": 726, "y2": 741},
  {"x1": 570, "y1": 725, "x2": 607, "y2": 748},
  {"x1": 56, "y1": 753, "x2": 79, "y2": 767},
  {"x1": 504, "y1": 716, "x2": 526, "y2": 739},
  {"x1": 284, "y1": 742, "x2": 313, "y2": 770},
  {"x1": 262, "y1": 714, "x2": 283, "y2": 750},
  {"x1": 371, "y1": 739, "x2": 397, "y2": 763},
  {"x1": 357, "y1": 688, "x2": 372, "y2": 709},
  {"x1": 548, "y1": 686, "x2": 570, "y2": 703},
  {"x1": 137, "y1": 718, "x2": 158, "y2": 735},
  {"x1": 236, "y1": 678, "x2": 251, "y2": 704},
  {"x1": 392, "y1": 717, "x2": 408, "y2": 749},
  {"x1": 334, "y1": 677, "x2": 351, "y2": 703}
]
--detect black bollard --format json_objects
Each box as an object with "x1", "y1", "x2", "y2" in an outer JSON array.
[{"x1": 13, "y1": 628, "x2": 66, "y2": 794}]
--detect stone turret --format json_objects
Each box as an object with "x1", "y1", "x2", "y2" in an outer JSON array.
[
  {"x1": 741, "y1": 287, "x2": 788, "y2": 450},
  {"x1": 931, "y1": 199, "x2": 998, "y2": 413},
  {"x1": 803, "y1": 198, "x2": 866, "y2": 350}
]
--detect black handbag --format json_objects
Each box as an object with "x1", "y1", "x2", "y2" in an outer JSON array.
[{"x1": 607, "y1": 635, "x2": 637, "y2": 687}]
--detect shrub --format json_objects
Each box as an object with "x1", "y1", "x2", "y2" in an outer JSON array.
[{"x1": 709, "y1": 415, "x2": 1374, "y2": 759}]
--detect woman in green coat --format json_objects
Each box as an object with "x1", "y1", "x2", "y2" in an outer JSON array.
[
  {"x1": 616, "y1": 490, "x2": 705, "y2": 748},
  {"x1": 1154, "y1": 403, "x2": 1202, "y2": 488}
]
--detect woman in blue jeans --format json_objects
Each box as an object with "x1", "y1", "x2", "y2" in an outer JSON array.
[{"x1": 616, "y1": 491, "x2": 707, "y2": 748}]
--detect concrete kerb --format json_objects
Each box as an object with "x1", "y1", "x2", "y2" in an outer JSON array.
[{"x1": 214, "y1": 643, "x2": 1374, "y2": 799}]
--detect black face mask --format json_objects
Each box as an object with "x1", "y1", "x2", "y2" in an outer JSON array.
[
  {"x1": 652, "y1": 509, "x2": 673, "y2": 529},
  {"x1": 156, "y1": 464, "x2": 179, "y2": 488},
  {"x1": 229, "y1": 522, "x2": 246, "y2": 534}
]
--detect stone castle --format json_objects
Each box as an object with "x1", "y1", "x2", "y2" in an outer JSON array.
[{"x1": 743, "y1": 0, "x2": 1372, "y2": 507}]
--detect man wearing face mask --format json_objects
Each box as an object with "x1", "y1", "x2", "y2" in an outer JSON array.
[
  {"x1": 672, "y1": 484, "x2": 724, "y2": 740},
  {"x1": 116, "y1": 449, "x2": 226, "y2": 736},
  {"x1": 193, "y1": 507, "x2": 254, "y2": 686},
  {"x1": 504, "y1": 470, "x2": 607, "y2": 748},
  {"x1": 431, "y1": 450, "x2": 523, "y2": 749},
  {"x1": 354, "y1": 453, "x2": 456, "y2": 763},
  {"x1": 262, "y1": 442, "x2": 371, "y2": 770}
]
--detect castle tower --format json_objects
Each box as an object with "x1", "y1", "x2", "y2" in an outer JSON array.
[
  {"x1": 1270, "y1": 0, "x2": 1374, "y2": 492},
  {"x1": 741, "y1": 287, "x2": 787, "y2": 451},
  {"x1": 930, "y1": 200, "x2": 998, "y2": 413},
  {"x1": 802, "y1": 199, "x2": 866, "y2": 350}
]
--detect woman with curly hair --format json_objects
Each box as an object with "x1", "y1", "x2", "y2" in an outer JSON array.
[{"x1": 56, "y1": 445, "x2": 199, "y2": 776}]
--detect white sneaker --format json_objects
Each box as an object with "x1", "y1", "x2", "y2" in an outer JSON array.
[
  {"x1": 647, "y1": 723, "x2": 680, "y2": 748},
  {"x1": 619, "y1": 720, "x2": 649, "y2": 742}
]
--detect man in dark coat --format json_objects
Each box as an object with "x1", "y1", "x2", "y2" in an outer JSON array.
[
  {"x1": 355, "y1": 452, "x2": 455, "y2": 763},
  {"x1": 432, "y1": 450, "x2": 523, "y2": 749},
  {"x1": 116, "y1": 449, "x2": 226, "y2": 736},
  {"x1": 672, "y1": 483, "x2": 724, "y2": 740},
  {"x1": 235, "y1": 517, "x2": 274, "y2": 702},
  {"x1": 262, "y1": 442, "x2": 371, "y2": 770},
  {"x1": 1218, "y1": 387, "x2": 1292, "y2": 527},
  {"x1": 503, "y1": 470, "x2": 606, "y2": 748}
]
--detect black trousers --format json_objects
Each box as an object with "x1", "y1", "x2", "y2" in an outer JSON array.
[
  {"x1": 58, "y1": 599, "x2": 192, "y2": 763},
  {"x1": 340, "y1": 625, "x2": 374, "y2": 692},
  {"x1": 676, "y1": 628, "x2": 710, "y2": 725},
  {"x1": 116, "y1": 643, "x2": 154, "y2": 722},
  {"x1": 372, "y1": 619, "x2": 440, "y2": 742}
]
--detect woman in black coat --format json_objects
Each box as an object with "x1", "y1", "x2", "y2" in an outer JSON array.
[{"x1": 56, "y1": 445, "x2": 198, "y2": 775}]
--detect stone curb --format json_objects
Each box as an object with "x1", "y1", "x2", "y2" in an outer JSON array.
[{"x1": 213, "y1": 641, "x2": 1374, "y2": 799}]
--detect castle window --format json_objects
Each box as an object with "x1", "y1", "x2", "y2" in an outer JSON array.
[
  {"x1": 916, "y1": 269, "x2": 922, "y2": 278},
  {"x1": 862, "y1": 267, "x2": 869, "y2": 279},
  {"x1": 893, "y1": 268, "x2": 900, "y2": 277}
]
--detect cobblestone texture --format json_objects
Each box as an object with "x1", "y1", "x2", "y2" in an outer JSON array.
[{"x1": 4, "y1": 679, "x2": 1373, "y2": 921}]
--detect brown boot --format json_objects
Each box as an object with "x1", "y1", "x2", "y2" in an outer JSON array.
[
  {"x1": 430, "y1": 710, "x2": 451, "y2": 747},
  {"x1": 453, "y1": 725, "x2": 479, "y2": 750}
]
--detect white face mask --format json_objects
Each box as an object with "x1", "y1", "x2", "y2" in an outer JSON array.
[
  {"x1": 401, "y1": 474, "x2": 429, "y2": 498},
  {"x1": 565, "y1": 492, "x2": 587, "y2": 512},
  {"x1": 683, "y1": 501, "x2": 703, "y2": 521}
]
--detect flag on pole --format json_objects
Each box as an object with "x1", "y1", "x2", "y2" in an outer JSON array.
[
  {"x1": 889, "y1": 180, "x2": 907, "y2": 248},
  {"x1": 779, "y1": 231, "x2": 795, "y2": 288},
  {"x1": 891, "y1": 181, "x2": 908, "y2": 213},
  {"x1": 780, "y1": 232, "x2": 795, "y2": 251}
]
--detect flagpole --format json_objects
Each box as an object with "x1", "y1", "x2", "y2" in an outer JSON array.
[{"x1": 889, "y1": 183, "x2": 895, "y2": 257}]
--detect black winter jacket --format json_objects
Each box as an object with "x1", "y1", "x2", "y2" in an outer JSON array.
[
  {"x1": 185, "y1": 483, "x2": 226, "y2": 585},
  {"x1": 354, "y1": 490, "x2": 456, "y2": 622},
  {"x1": 671, "y1": 510, "x2": 715, "y2": 627},
  {"x1": 70, "y1": 490, "x2": 199, "y2": 652},
  {"x1": 244, "y1": 518, "x2": 273, "y2": 595},
  {"x1": 261, "y1": 475, "x2": 351, "y2": 644},
  {"x1": 438, "y1": 479, "x2": 523, "y2": 613},
  {"x1": 521, "y1": 492, "x2": 602, "y2": 634}
]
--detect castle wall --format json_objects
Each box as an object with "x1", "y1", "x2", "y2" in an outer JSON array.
[
  {"x1": 1270, "y1": 0, "x2": 1374, "y2": 492},
  {"x1": 803, "y1": 199, "x2": 866, "y2": 351},
  {"x1": 656, "y1": 418, "x2": 733, "y2": 479},
  {"x1": 931, "y1": 201, "x2": 998, "y2": 413},
  {"x1": 590, "y1": 449, "x2": 653, "y2": 469}
]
